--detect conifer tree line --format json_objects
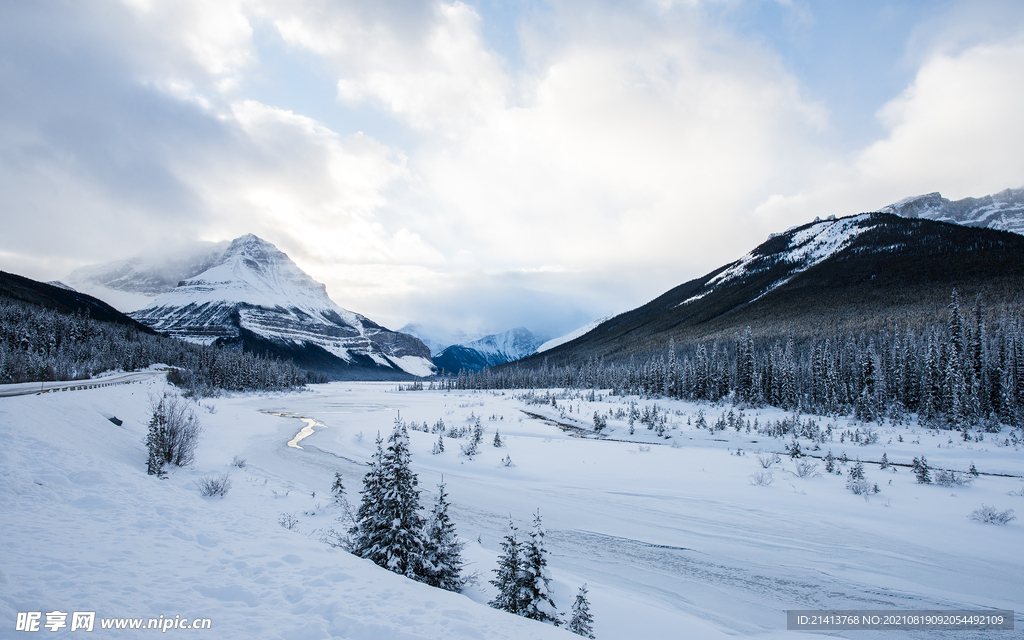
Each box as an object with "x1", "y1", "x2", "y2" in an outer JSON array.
[
  {"x1": 431, "y1": 291, "x2": 1024, "y2": 432},
  {"x1": 349, "y1": 421, "x2": 466, "y2": 591},
  {"x1": 0, "y1": 297, "x2": 310, "y2": 393}
]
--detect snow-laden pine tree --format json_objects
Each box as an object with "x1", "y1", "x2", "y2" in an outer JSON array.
[
  {"x1": 351, "y1": 427, "x2": 428, "y2": 580},
  {"x1": 351, "y1": 434, "x2": 385, "y2": 557},
  {"x1": 568, "y1": 584, "x2": 595, "y2": 638},
  {"x1": 421, "y1": 481, "x2": 465, "y2": 592},
  {"x1": 521, "y1": 511, "x2": 560, "y2": 625},
  {"x1": 489, "y1": 518, "x2": 526, "y2": 614},
  {"x1": 145, "y1": 410, "x2": 168, "y2": 477},
  {"x1": 331, "y1": 472, "x2": 345, "y2": 504}
]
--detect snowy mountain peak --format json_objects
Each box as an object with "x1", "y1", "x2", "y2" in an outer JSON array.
[
  {"x1": 171, "y1": 234, "x2": 338, "y2": 316},
  {"x1": 876, "y1": 187, "x2": 1024, "y2": 235},
  {"x1": 129, "y1": 234, "x2": 433, "y2": 378}
]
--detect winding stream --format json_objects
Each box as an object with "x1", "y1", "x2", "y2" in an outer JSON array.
[{"x1": 261, "y1": 403, "x2": 395, "y2": 449}]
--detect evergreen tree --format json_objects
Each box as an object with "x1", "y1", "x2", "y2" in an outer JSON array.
[
  {"x1": 849, "y1": 459, "x2": 865, "y2": 481},
  {"x1": 912, "y1": 456, "x2": 932, "y2": 484},
  {"x1": 432, "y1": 435, "x2": 444, "y2": 455},
  {"x1": 351, "y1": 435, "x2": 385, "y2": 557},
  {"x1": 352, "y1": 427, "x2": 428, "y2": 580},
  {"x1": 145, "y1": 410, "x2": 168, "y2": 477},
  {"x1": 331, "y1": 472, "x2": 345, "y2": 504},
  {"x1": 422, "y1": 482, "x2": 466, "y2": 592},
  {"x1": 879, "y1": 452, "x2": 889, "y2": 470},
  {"x1": 568, "y1": 584, "x2": 595, "y2": 638},
  {"x1": 521, "y1": 511, "x2": 560, "y2": 625},
  {"x1": 493, "y1": 429, "x2": 504, "y2": 447},
  {"x1": 489, "y1": 518, "x2": 526, "y2": 614}
]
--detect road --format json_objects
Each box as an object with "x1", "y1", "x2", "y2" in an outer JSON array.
[{"x1": 0, "y1": 370, "x2": 166, "y2": 398}]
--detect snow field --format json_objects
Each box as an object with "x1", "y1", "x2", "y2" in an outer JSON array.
[
  {"x1": 0, "y1": 381, "x2": 569, "y2": 639},
  {"x1": 2, "y1": 380, "x2": 1022, "y2": 639}
]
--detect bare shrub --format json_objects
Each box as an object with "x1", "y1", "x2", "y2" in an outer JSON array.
[
  {"x1": 196, "y1": 473, "x2": 231, "y2": 497},
  {"x1": 316, "y1": 526, "x2": 352, "y2": 550},
  {"x1": 749, "y1": 471, "x2": 774, "y2": 486},
  {"x1": 756, "y1": 450, "x2": 780, "y2": 469},
  {"x1": 231, "y1": 456, "x2": 246, "y2": 469},
  {"x1": 969, "y1": 505, "x2": 1016, "y2": 525},
  {"x1": 278, "y1": 513, "x2": 299, "y2": 530},
  {"x1": 146, "y1": 393, "x2": 202, "y2": 476},
  {"x1": 793, "y1": 460, "x2": 819, "y2": 478},
  {"x1": 934, "y1": 470, "x2": 974, "y2": 487},
  {"x1": 846, "y1": 478, "x2": 870, "y2": 495}
]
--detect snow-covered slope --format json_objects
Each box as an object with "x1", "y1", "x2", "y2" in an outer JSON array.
[
  {"x1": 44, "y1": 280, "x2": 76, "y2": 291},
  {"x1": 675, "y1": 214, "x2": 877, "y2": 309},
  {"x1": 130, "y1": 234, "x2": 433, "y2": 378},
  {"x1": 877, "y1": 187, "x2": 1024, "y2": 235},
  {"x1": 433, "y1": 327, "x2": 544, "y2": 373},
  {"x1": 535, "y1": 316, "x2": 613, "y2": 354},
  {"x1": 66, "y1": 241, "x2": 230, "y2": 312}
]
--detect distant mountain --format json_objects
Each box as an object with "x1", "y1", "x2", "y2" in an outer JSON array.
[
  {"x1": 877, "y1": 187, "x2": 1024, "y2": 235},
  {"x1": 0, "y1": 270, "x2": 154, "y2": 332},
  {"x1": 433, "y1": 327, "x2": 545, "y2": 373},
  {"x1": 517, "y1": 212, "x2": 1024, "y2": 366},
  {"x1": 66, "y1": 241, "x2": 230, "y2": 312},
  {"x1": 397, "y1": 323, "x2": 483, "y2": 356},
  {"x1": 128, "y1": 234, "x2": 434, "y2": 380}
]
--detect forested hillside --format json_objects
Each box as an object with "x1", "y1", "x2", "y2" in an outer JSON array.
[
  {"x1": 0, "y1": 295, "x2": 312, "y2": 394},
  {"x1": 444, "y1": 291, "x2": 1024, "y2": 434}
]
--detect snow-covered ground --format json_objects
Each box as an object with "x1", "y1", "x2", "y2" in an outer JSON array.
[{"x1": 2, "y1": 380, "x2": 1022, "y2": 638}]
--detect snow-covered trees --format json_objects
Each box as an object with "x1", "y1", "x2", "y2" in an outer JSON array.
[
  {"x1": 351, "y1": 424, "x2": 426, "y2": 579},
  {"x1": 421, "y1": 482, "x2": 466, "y2": 592},
  {"x1": 145, "y1": 393, "x2": 201, "y2": 476},
  {"x1": 433, "y1": 289, "x2": 1024, "y2": 435},
  {"x1": 521, "y1": 512, "x2": 559, "y2": 624},
  {"x1": 568, "y1": 584, "x2": 595, "y2": 638},
  {"x1": 912, "y1": 456, "x2": 932, "y2": 484},
  {"x1": 489, "y1": 518, "x2": 526, "y2": 615},
  {"x1": 331, "y1": 472, "x2": 345, "y2": 504},
  {"x1": 0, "y1": 297, "x2": 310, "y2": 393},
  {"x1": 489, "y1": 512, "x2": 560, "y2": 626},
  {"x1": 351, "y1": 426, "x2": 465, "y2": 591}
]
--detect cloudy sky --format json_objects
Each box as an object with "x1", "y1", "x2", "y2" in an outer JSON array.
[{"x1": 2, "y1": 0, "x2": 1024, "y2": 341}]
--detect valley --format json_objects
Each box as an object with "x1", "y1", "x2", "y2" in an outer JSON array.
[{"x1": 2, "y1": 379, "x2": 1020, "y2": 638}]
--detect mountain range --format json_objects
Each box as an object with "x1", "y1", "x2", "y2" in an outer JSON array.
[
  {"x1": 43, "y1": 186, "x2": 1024, "y2": 379},
  {"x1": 516, "y1": 210, "x2": 1024, "y2": 367},
  {"x1": 431, "y1": 327, "x2": 545, "y2": 373},
  {"x1": 877, "y1": 187, "x2": 1024, "y2": 235}
]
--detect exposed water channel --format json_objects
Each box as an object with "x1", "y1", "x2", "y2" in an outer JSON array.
[{"x1": 261, "y1": 403, "x2": 395, "y2": 449}]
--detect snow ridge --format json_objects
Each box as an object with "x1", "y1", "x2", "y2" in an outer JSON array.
[
  {"x1": 877, "y1": 187, "x2": 1024, "y2": 235},
  {"x1": 678, "y1": 214, "x2": 876, "y2": 309},
  {"x1": 535, "y1": 316, "x2": 612, "y2": 354}
]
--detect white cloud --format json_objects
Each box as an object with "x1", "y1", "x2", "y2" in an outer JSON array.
[
  {"x1": 270, "y1": 1, "x2": 509, "y2": 131},
  {"x1": 755, "y1": 36, "x2": 1024, "y2": 227},
  {"x1": 5, "y1": 1, "x2": 1023, "y2": 337}
]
